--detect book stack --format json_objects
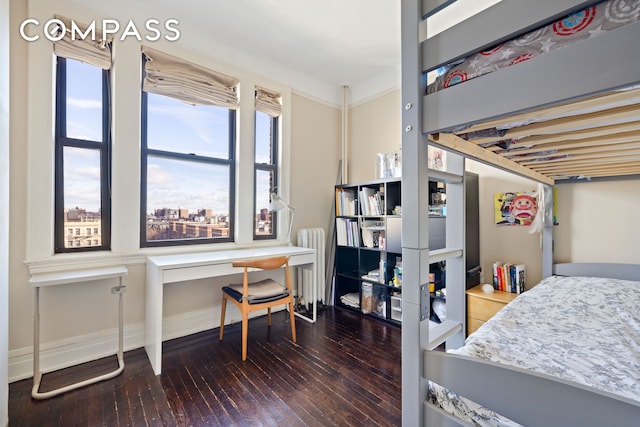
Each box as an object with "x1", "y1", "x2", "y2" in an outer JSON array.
[
  {"x1": 359, "y1": 187, "x2": 384, "y2": 216},
  {"x1": 335, "y1": 218, "x2": 360, "y2": 247},
  {"x1": 492, "y1": 262, "x2": 525, "y2": 294},
  {"x1": 335, "y1": 188, "x2": 357, "y2": 216}
]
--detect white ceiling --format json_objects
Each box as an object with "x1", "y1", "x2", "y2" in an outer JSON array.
[{"x1": 70, "y1": 0, "x2": 402, "y2": 105}]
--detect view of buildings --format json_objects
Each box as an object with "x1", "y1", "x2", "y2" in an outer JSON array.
[
  {"x1": 64, "y1": 203, "x2": 273, "y2": 248},
  {"x1": 63, "y1": 207, "x2": 102, "y2": 248},
  {"x1": 146, "y1": 207, "x2": 230, "y2": 241}
]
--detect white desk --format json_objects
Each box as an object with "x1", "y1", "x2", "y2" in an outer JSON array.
[
  {"x1": 29, "y1": 265, "x2": 128, "y2": 399},
  {"x1": 145, "y1": 246, "x2": 316, "y2": 375}
]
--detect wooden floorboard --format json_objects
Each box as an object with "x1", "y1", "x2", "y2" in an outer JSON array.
[{"x1": 9, "y1": 307, "x2": 402, "y2": 426}]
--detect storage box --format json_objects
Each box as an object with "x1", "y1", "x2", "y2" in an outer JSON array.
[{"x1": 361, "y1": 282, "x2": 378, "y2": 314}]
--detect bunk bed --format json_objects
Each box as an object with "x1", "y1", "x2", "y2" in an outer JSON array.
[
  {"x1": 427, "y1": 264, "x2": 640, "y2": 426},
  {"x1": 400, "y1": 0, "x2": 640, "y2": 425},
  {"x1": 423, "y1": 0, "x2": 640, "y2": 183}
]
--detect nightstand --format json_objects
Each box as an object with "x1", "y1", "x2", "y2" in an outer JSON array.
[{"x1": 466, "y1": 284, "x2": 518, "y2": 336}]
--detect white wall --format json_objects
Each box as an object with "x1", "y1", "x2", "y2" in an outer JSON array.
[
  {"x1": 1, "y1": 0, "x2": 10, "y2": 422},
  {"x1": 348, "y1": 89, "x2": 402, "y2": 183},
  {"x1": 554, "y1": 178, "x2": 640, "y2": 264},
  {"x1": 466, "y1": 161, "x2": 543, "y2": 287},
  {"x1": 290, "y1": 93, "x2": 342, "y2": 242},
  {"x1": 8, "y1": 0, "x2": 341, "y2": 381}
]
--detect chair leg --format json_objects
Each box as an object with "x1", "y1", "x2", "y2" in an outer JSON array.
[
  {"x1": 289, "y1": 300, "x2": 297, "y2": 343},
  {"x1": 241, "y1": 310, "x2": 249, "y2": 361},
  {"x1": 219, "y1": 296, "x2": 227, "y2": 341},
  {"x1": 267, "y1": 307, "x2": 272, "y2": 326}
]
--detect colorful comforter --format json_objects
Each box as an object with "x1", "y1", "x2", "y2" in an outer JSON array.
[
  {"x1": 428, "y1": 274, "x2": 640, "y2": 426},
  {"x1": 427, "y1": 0, "x2": 640, "y2": 94}
]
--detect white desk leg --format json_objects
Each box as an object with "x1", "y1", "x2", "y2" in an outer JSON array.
[
  {"x1": 312, "y1": 260, "x2": 317, "y2": 322},
  {"x1": 293, "y1": 262, "x2": 317, "y2": 323},
  {"x1": 145, "y1": 263, "x2": 163, "y2": 375}
]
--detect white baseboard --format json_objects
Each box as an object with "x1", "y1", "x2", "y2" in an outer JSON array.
[
  {"x1": 9, "y1": 306, "x2": 277, "y2": 383},
  {"x1": 9, "y1": 323, "x2": 144, "y2": 383}
]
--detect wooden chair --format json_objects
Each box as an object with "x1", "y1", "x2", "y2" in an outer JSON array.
[{"x1": 219, "y1": 256, "x2": 296, "y2": 361}]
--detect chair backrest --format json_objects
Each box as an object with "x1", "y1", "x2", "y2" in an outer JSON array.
[
  {"x1": 232, "y1": 256, "x2": 292, "y2": 293},
  {"x1": 233, "y1": 256, "x2": 289, "y2": 271}
]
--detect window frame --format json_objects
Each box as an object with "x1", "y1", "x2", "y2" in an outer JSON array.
[
  {"x1": 139, "y1": 90, "x2": 237, "y2": 248},
  {"x1": 253, "y1": 112, "x2": 279, "y2": 240},
  {"x1": 54, "y1": 56, "x2": 112, "y2": 253}
]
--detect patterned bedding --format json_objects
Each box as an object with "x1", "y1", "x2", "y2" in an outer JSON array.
[
  {"x1": 427, "y1": 0, "x2": 640, "y2": 95},
  {"x1": 428, "y1": 274, "x2": 640, "y2": 426}
]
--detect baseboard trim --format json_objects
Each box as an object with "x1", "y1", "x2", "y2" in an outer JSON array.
[{"x1": 9, "y1": 306, "x2": 277, "y2": 382}]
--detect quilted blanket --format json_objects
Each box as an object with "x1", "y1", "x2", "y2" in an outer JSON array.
[{"x1": 427, "y1": 0, "x2": 640, "y2": 94}]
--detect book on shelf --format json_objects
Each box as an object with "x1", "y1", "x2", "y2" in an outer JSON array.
[
  {"x1": 336, "y1": 218, "x2": 360, "y2": 247},
  {"x1": 492, "y1": 261, "x2": 525, "y2": 293},
  {"x1": 335, "y1": 188, "x2": 357, "y2": 216},
  {"x1": 359, "y1": 187, "x2": 384, "y2": 216},
  {"x1": 514, "y1": 264, "x2": 525, "y2": 294}
]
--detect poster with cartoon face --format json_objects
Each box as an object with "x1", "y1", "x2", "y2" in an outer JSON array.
[{"x1": 494, "y1": 192, "x2": 538, "y2": 226}]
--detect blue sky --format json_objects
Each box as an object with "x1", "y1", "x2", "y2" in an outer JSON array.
[{"x1": 64, "y1": 58, "x2": 273, "y2": 216}]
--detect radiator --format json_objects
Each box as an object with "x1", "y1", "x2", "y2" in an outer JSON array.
[{"x1": 296, "y1": 227, "x2": 326, "y2": 309}]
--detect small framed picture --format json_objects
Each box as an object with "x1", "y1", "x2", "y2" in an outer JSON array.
[{"x1": 428, "y1": 146, "x2": 447, "y2": 171}]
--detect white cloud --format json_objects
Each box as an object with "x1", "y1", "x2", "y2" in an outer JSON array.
[
  {"x1": 147, "y1": 163, "x2": 174, "y2": 184},
  {"x1": 67, "y1": 97, "x2": 102, "y2": 109}
]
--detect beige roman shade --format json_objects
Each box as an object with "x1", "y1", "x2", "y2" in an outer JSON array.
[
  {"x1": 142, "y1": 47, "x2": 239, "y2": 108},
  {"x1": 255, "y1": 86, "x2": 282, "y2": 117},
  {"x1": 53, "y1": 16, "x2": 112, "y2": 70}
]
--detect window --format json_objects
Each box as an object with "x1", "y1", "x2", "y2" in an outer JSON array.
[
  {"x1": 254, "y1": 111, "x2": 278, "y2": 239},
  {"x1": 254, "y1": 87, "x2": 282, "y2": 240},
  {"x1": 53, "y1": 20, "x2": 112, "y2": 253},
  {"x1": 140, "y1": 49, "x2": 238, "y2": 247},
  {"x1": 54, "y1": 57, "x2": 111, "y2": 252}
]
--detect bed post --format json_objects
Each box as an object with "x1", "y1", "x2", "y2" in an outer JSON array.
[
  {"x1": 401, "y1": 0, "x2": 430, "y2": 425},
  {"x1": 541, "y1": 184, "x2": 554, "y2": 278}
]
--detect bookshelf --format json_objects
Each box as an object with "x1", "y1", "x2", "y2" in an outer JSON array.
[
  {"x1": 333, "y1": 173, "x2": 474, "y2": 328},
  {"x1": 334, "y1": 177, "x2": 403, "y2": 324}
]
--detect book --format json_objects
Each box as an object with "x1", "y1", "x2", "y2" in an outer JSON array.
[
  {"x1": 359, "y1": 187, "x2": 384, "y2": 216},
  {"x1": 336, "y1": 218, "x2": 360, "y2": 247},
  {"x1": 492, "y1": 261, "x2": 501, "y2": 290},
  {"x1": 335, "y1": 188, "x2": 356, "y2": 216},
  {"x1": 514, "y1": 264, "x2": 526, "y2": 294},
  {"x1": 493, "y1": 261, "x2": 525, "y2": 293}
]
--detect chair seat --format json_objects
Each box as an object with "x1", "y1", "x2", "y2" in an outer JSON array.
[{"x1": 223, "y1": 278, "x2": 290, "y2": 304}]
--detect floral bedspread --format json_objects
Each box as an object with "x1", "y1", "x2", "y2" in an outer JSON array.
[{"x1": 428, "y1": 274, "x2": 640, "y2": 426}]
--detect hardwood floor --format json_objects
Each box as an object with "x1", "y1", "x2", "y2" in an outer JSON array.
[{"x1": 9, "y1": 307, "x2": 402, "y2": 426}]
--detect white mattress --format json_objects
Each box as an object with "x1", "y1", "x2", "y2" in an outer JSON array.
[{"x1": 430, "y1": 274, "x2": 640, "y2": 425}]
